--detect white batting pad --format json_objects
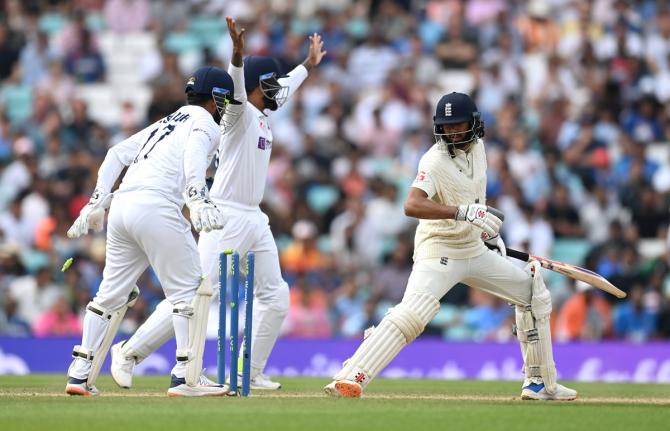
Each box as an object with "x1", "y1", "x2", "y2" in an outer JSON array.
[
  {"x1": 515, "y1": 261, "x2": 557, "y2": 394},
  {"x1": 122, "y1": 299, "x2": 174, "y2": 362},
  {"x1": 85, "y1": 287, "x2": 140, "y2": 386},
  {"x1": 185, "y1": 277, "x2": 214, "y2": 386},
  {"x1": 333, "y1": 292, "x2": 439, "y2": 389}
]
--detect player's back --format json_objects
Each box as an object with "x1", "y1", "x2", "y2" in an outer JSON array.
[{"x1": 118, "y1": 105, "x2": 218, "y2": 206}]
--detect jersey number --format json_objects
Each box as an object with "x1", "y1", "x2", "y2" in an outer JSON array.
[{"x1": 134, "y1": 124, "x2": 176, "y2": 162}]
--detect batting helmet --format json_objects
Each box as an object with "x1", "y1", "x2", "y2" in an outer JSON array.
[
  {"x1": 433, "y1": 92, "x2": 484, "y2": 150},
  {"x1": 243, "y1": 56, "x2": 289, "y2": 110}
]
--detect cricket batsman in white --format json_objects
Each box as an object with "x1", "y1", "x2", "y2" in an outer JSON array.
[
  {"x1": 324, "y1": 92, "x2": 577, "y2": 401},
  {"x1": 65, "y1": 66, "x2": 241, "y2": 397},
  {"x1": 109, "y1": 17, "x2": 326, "y2": 390}
]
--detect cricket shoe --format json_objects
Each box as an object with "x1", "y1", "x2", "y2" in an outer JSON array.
[
  {"x1": 65, "y1": 377, "x2": 99, "y2": 396},
  {"x1": 198, "y1": 369, "x2": 225, "y2": 387},
  {"x1": 521, "y1": 380, "x2": 577, "y2": 401},
  {"x1": 166, "y1": 375, "x2": 229, "y2": 397},
  {"x1": 228, "y1": 373, "x2": 282, "y2": 390},
  {"x1": 110, "y1": 341, "x2": 135, "y2": 388},
  {"x1": 323, "y1": 380, "x2": 362, "y2": 398}
]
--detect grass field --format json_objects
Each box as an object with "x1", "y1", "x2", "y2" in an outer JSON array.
[{"x1": 1, "y1": 375, "x2": 669, "y2": 431}]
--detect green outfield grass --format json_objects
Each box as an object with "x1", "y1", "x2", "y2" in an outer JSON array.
[{"x1": 1, "y1": 375, "x2": 669, "y2": 431}]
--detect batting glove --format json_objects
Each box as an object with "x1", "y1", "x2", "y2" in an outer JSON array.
[
  {"x1": 455, "y1": 204, "x2": 503, "y2": 238},
  {"x1": 184, "y1": 182, "x2": 224, "y2": 233},
  {"x1": 482, "y1": 232, "x2": 507, "y2": 257},
  {"x1": 67, "y1": 188, "x2": 113, "y2": 238}
]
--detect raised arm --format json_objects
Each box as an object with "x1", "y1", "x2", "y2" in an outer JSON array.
[
  {"x1": 226, "y1": 16, "x2": 247, "y2": 106},
  {"x1": 278, "y1": 33, "x2": 327, "y2": 101}
]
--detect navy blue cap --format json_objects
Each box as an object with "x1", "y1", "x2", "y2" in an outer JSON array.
[
  {"x1": 185, "y1": 66, "x2": 241, "y2": 104},
  {"x1": 243, "y1": 56, "x2": 287, "y2": 94},
  {"x1": 433, "y1": 92, "x2": 479, "y2": 125}
]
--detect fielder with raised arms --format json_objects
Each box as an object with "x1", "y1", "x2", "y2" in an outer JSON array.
[
  {"x1": 110, "y1": 17, "x2": 326, "y2": 391},
  {"x1": 324, "y1": 92, "x2": 577, "y2": 401},
  {"x1": 65, "y1": 66, "x2": 239, "y2": 397}
]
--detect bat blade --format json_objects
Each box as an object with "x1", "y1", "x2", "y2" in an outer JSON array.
[
  {"x1": 529, "y1": 255, "x2": 627, "y2": 299},
  {"x1": 484, "y1": 243, "x2": 627, "y2": 298}
]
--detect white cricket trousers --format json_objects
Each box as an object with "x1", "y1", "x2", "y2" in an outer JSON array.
[
  {"x1": 69, "y1": 191, "x2": 202, "y2": 379},
  {"x1": 122, "y1": 201, "x2": 289, "y2": 378},
  {"x1": 407, "y1": 249, "x2": 532, "y2": 305},
  {"x1": 96, "y1": 192, "x2": 202, "y2": 309},
  {"x1": 199, "y1": 202, "x2": 290, "y2": 377}
]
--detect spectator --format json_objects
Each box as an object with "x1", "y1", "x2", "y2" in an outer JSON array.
[
  {"x1": 64, "y1": 29, "x2": 105, "y2": 83},
  {"x1": 283, "y1": 273, "x2": 331, "y2": 338},
  {"x1": 613, "y1": 285, "x2": 658, "y2": 341},
  {"x1": 556, "y1": 281, "x2": 613, "y2": 341},
  {"x1": 32, "y1": 294, "x2": 82, "y2": 337},
  {"x1": 104, "y1": 0, "x2": 151, "y2": 34}
]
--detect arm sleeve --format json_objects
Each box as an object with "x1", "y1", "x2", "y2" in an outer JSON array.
[
  {"x1": 184, "y1": 119, "x2": 219, "y2": 188},
  {"x1": 227, "y1": 62, "x2": 247, "y2": 106},
  {"x1": 277, "y1": 64, "x2": 309, "y2": 102},
  {"x1": 411, "y1": 162, "x2": 437, "y2": 198},
  {"x1": 222, "y1": 63, "x2": 247, "y2": 131},
  {"x1": 94, "y1": 129, "x2": 145, "y2": 193}
]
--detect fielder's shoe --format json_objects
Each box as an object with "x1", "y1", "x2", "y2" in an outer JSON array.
[
  {"x1": 227, "y1": 373, "x2": 282, "y2": 390},
  {"x1": 198, "y1": 369, "x2": 225, "y2": 388},
  {"x1": 323, "y1": 380, "x2": 362, "y2": 398},
  {"x1": 65, "y1": 377, "x2": 99, "y2": 397},
  {"x1": 110, "y1": 341, "x2": 135, "y2": 388},
  {"x1": 166, "y1": 375, "x2": 229, "y2": 397},
  {"x1": 521, "y1": 380, "x2": 577, "y2": 401}
]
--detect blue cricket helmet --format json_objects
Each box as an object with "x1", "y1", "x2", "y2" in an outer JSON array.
[
  {"x1": 433, "y1": 92, "x2": 485, "y2": 149},
  {"x1": 243, "y1": 56, "x2": 289, "y2": 110},
  {"x1": 185, "y1": 66, "x2": 241, "y2": 122}
]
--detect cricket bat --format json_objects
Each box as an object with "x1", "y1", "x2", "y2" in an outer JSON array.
[{"x1": 485, "y1": 243, "x2": 627, "y2": 299}]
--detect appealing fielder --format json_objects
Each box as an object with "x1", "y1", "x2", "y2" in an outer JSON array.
[
  {"x1": 324, "y1": 92, "x2": 577, "y2": 401},
  {"x1": 65, "y1": 66, "x2": 239, "y2": 397},
  {"x1": 109, "y1": 17, "x2": 326, "y2": 390}
]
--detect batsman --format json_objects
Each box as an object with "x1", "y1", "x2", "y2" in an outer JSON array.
[{"x1": 324, "y1": 92, "x2": 577, "y2": 401}]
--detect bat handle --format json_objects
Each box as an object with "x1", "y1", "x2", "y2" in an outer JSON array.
[{"x1": 484, "y1": 242, "x2": 530, "y2": 262}]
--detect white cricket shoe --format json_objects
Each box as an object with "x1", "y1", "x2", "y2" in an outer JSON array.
[
  {"x1": 166, "y1": 375, "x2": 229, "y2": 397},
  {"x1": 250, "y1": 373, "x2": 282, "y2": 390},
  {"x1": 323, "y1": 380, "x2": 362, "y2": 398},
  {"x1": 228, "y1": 373, "x2": 282, "y2": 390},
  {"x1": 198, "y1": 369, "x2": 225, "y2": 387},
  {"x1": 110, "y1": 341, "x2": 135, "y2": 388},
  {"x1": 65, "y1": 377, "x2": 99, "y2": 396},
  {"x1": 521, "y1": 380, "x2": 577, "y2": 401}
]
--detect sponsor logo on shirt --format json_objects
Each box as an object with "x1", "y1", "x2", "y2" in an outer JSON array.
[
  {"x1": 415, "y1": 170, "x2": 427, "y2": 182},
  {"x1": 257, "y1": 136, "x2": 272, "y2": 150}
]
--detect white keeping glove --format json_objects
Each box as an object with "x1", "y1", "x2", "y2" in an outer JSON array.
[
  {"x1": 482, "y1": 232, "x2": 507, "y2": 257},
  {"x1": 455, "y1": 204, "x2": 503, "y2": 238},
  {"x1": 184, "y1": 182, "x2": 224, "y2": 233},
  {"x1": 67, "y1": 188, "x2": 113, "y2": 238}
]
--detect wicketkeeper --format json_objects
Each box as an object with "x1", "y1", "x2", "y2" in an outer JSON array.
[{"x1": 65, "y1": 66, "x2": 240, "y2": 397}]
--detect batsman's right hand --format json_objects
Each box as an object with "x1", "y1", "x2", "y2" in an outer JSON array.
[
  {"x1": 455, "y1": 204, "x2": 503, "y2": 238},
  {"x1": 67, "y1": 188, "x2": 113, "y2": 238},
  {"x1": 184, "y1": 182, "x2": 224, "y2": 233}
]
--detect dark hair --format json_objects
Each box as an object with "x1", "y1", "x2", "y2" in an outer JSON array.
[{"x1": 186, "y1": 91, "x2": 211, "y2": 107}]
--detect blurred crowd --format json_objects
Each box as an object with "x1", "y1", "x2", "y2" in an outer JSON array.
[{"x1": 1, "y1": 0, "x2": 670, "y2": 343}]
